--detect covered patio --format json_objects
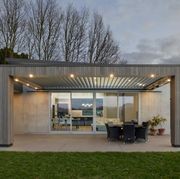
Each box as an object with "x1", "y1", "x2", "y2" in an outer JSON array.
[
  {"x1": 1, "y1": 59, "x2": 180, "y2": 148},
  {"x1": 1, "y1": 134, "x2": 180, "y2": 152}
]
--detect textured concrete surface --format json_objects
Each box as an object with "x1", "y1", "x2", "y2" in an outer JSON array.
[
  {"x1": 140, "y1": 84, "x2": 170, "y2": 135},
  {"x1": 1, "y1": 134, "x2": 180, "y2": 152},
  {"x1": 14, "y1": 92, "x2": 50, "y2": 134}
]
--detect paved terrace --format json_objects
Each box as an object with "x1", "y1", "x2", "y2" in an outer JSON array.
[{"x1": 0, "y1": 134, "x2": 180, "y2": 152}]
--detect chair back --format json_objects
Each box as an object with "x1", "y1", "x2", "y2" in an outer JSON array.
[
  {"x1": 109, "y1": 126, "x2": 120, "y2": 140},
  {"x1": 142, "y1": 122, "x2": 149, "y2": 140},
  {"x1": 123, "y1": 123, "x2": 135, "y2": 143},
  {"x1": 131, "y1": 120, "x2": 138, "y2": 125},
  {"x1": 135, "y1": 126, "x2": 148, "y2": 141},
  {"x1": 142, "y1": 121, "x2": 149, "y2": 128}
]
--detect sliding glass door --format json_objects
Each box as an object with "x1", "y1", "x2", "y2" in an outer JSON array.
[
  {"x1": 95, "y1": 93, "x2": 119, "y2": 132},
  {"x1": 71, "y1": 93, "x2": 93, "y2": 132},
  {"x1": 51, "y1": 92, "x2": 139, "y2": 133},
  {"x1": 51, "y1": 92, "x2": 93, "y2": 132},
  {"x1": 51, "y1": 93, "x2": 71, "y2": 131}
]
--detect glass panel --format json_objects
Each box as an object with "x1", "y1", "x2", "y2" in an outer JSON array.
[
  {"x1": 124, "y1": 93, "x2": 138, "y2": 122},
  {"x1": 51, "y1": 93, "x2": 71, "y2": 131},
  {"x1": 96, "y1": 93, "x2": 118, "y2": 132},
  {"x1": 118, "y1": 94, "x2": 124, "y2": 122},
  {"x1": 71, "y1": 93, "x2": 93, "y2": 132}
]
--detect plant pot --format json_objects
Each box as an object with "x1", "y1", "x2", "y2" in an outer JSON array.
[
  {"x1": 149, "y1": 128, "x2": 158, "y2": 136},
  {"x1": 158, "y1": 128, "x2": 165, "y2": 135}
]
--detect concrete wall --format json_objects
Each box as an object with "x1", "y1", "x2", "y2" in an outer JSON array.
[
  {"x1": 15, "y1": 89, "x2": 170, "y2": 134},
  {"x1": 139, "y1": 84, "x2": 170, "y2": 134},
  {"x1": 14, "y1": 92, "x2": 50, "y2": 134}
]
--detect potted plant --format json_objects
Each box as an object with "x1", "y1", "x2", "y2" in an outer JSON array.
[
  {"x1": 157, "y1": 116, "x2": 167, "y2": 135},
  {"x1": 148, "y1": 116, "x2": 159, "y2": 135},
  {"x1": 148, "y1": 115, "x2": 167, "y2": 135}
]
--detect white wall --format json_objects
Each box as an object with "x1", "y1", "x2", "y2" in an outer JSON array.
[
  {"x1": 14, "y1": 92, "x2": 50, "y2": 134},
  {"x1": 139, "y1": 84, "x2": 170, "y2": 134}
]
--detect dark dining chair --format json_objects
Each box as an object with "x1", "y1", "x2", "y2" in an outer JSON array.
[
  {"x1": 123, "y1": 123, "x2": 135, "y2": 143},
  {"x1": 135, "y1": 122, "x2": 149, "y2": 142},
  {"x1": 109, "y1": 126, "x2": 121, "y2": 141}
]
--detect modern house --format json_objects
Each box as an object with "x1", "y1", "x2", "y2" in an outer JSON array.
[{"x1": 0, "y1": 58, "x2": 179, "y2": 147}]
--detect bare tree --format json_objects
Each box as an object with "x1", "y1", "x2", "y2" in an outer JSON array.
[
  {"x1": 0, "y1": 0, "x2": 25, "y2": 51},
  {"x1": 26, "y1": 0, "x2": 62, "y2": 61},
  {"x1": 60, "y1": 8, "x2": 122, "y2": 64},
  {"x1": 60, "y1": 4, "x2": 88, "y2": 62},
  {"x1": 88, "y1": 13, "x2": 121, "y2": 64},
  {"x1": 74, "y1": 8, "x2": 89, "y2": 62},
  {"x1": 0, "y1": 0, "x2": 124, "y2": 64},
  {"x1": 24, "y1": 28, "x2": 35, "y2": 59}
]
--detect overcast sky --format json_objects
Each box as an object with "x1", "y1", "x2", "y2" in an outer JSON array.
[{"x1": 59, "y1": 0, "x2": 180, "y2": 64}]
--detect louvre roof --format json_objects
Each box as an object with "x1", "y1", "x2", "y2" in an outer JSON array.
[
  {"x1": 17, "y1": 75, "x2": 169, "y2": 91},
  {"x1": 6, "y1": 58, "x2": 171, "y2": 91}
]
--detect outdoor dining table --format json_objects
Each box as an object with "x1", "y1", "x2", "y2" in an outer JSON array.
[
  {"x1": 108, "y1": 124, "x2": 123, "y2": 128},
  {"x1": 108, "y1": 123, "x2": 143, "y2": 142},
  {"x1": 109, "y1": 123, "x2": 142, "y2": 129}
]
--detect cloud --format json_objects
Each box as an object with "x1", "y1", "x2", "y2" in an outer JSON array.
[
  {"x1": 157, "y1": 37, "x2": 180, "y2": 57},
  {"x1": 136, "y1": 39, "x2": 158, "y2": 53},
  {"x1": 58, "y1": 0, "x2": 180, "y2": 64},
  {"x1": 160, "y1": 56, "x2": 180, "y2": 64},
  {"x1": 123, "y1": 52, "x2": 162, "y2": 64},
  {"x1": 123, "y1": 35, "x2": 180, "y2": 64}
]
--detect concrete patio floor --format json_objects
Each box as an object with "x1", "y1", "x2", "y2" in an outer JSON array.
[{"x1": 1, "y1": 134, "x2": 180, "y2": 152}]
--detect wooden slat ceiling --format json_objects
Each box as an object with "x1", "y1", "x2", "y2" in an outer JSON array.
[{"x1": 19, "y1": 76, "x2": 167, "y2": 90}]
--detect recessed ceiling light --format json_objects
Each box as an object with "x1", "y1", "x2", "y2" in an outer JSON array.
[
  {"x1": 26, "y1": 83, "x2": 30, "y2": 86},
  {"x1": 14, "y1": 78, "x2": 19, "y2": 82},
  {"x1": 110, "y1": 74, "x2": 114, "y2": 78},
  {"x1": 29, "y1": 74, "x2": 34, "y2": 78},
  {"x1": 150, "y1": 74, "x2": 155, "y2": 78},
  {"x1": 35, "y1": 87, "x2": 38, "y2": 90},
  {"x1": 167, "y1": 78, "x2": 171, "y2": 82},
  {"x1": 70, "y1": 74, "x2": 74, "y2": 78}
]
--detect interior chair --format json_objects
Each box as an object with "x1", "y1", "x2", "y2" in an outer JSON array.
[
  {"x1": 123, "y1": 123, "x2": 135, "y2": 143},
  {"x1": 72, "y1": 119, "x2": 80, "y2": 129}
]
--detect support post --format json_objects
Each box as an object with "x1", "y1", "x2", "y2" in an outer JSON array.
[
  {"x1": 171, "y1": 75, "x2": 180, "y2": 147},
  {"x1": 0, "y1": 69, "x2": 13, "y2": 146}
]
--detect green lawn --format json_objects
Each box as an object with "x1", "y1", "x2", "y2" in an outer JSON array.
[{"x1": 0, "y1": 152, "x2": 180, "y2": 179}]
